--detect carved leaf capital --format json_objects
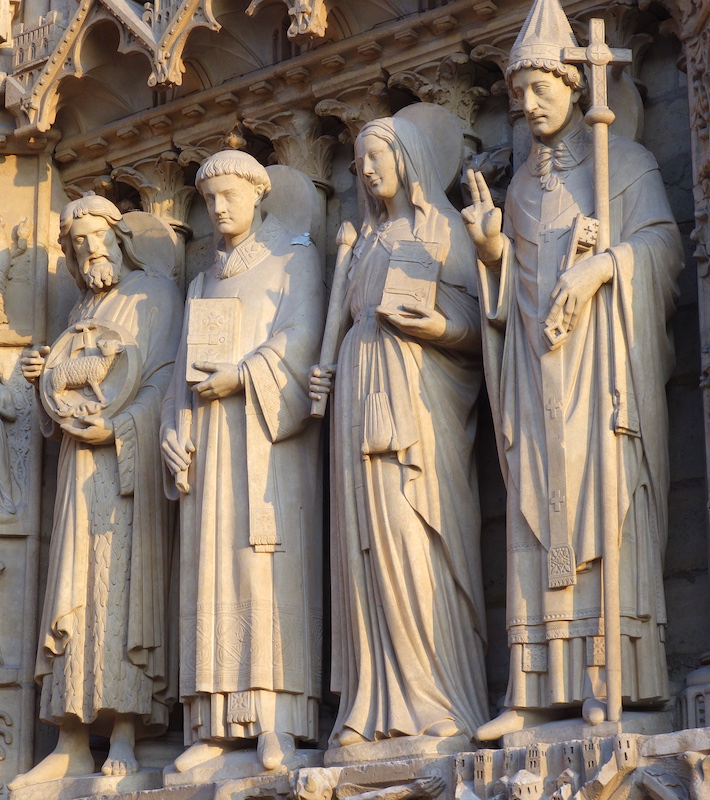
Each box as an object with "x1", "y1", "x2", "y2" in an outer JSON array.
[
  {"x1": 243, "y1": 110, "x2": 336, "y2": 186},
  {"x1": 315, "y1": 81, "x2": 392, "y2": 142},
  {"x1": 389, "y1": 54, "x2": 492, "y2": 137}
]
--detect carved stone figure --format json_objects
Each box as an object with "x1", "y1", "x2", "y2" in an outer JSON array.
[
  {"x1": 0, "y1": 376, "x2": 16, "y2": 518},
  {"x1": 309, "y1": 116, "x2": 488, "y2": 752},
  {"x1": 462, "y1": 0, "x2": 683, "y2": 740},
  {"x1": 161, "y1": 151, "x2": 325, "y2": 774},
  {"x1": 11, "y1": 196, "x2": 182, "y2": 789}
]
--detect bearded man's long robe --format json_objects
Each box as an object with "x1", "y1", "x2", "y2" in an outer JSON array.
[
  {"x1": 37, "y1": 269, "x2": 182, "y2": 734},
  {"x1": 477, "y1": 123, "x2": 683, "y2": 708}
]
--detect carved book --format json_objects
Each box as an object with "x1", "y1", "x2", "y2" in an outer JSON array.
[
  {"x1": 185, "y1": 297, "x2": 241, "y2": 384},
  {"x1": 380, "y1": 240, "x2": 443, "y2": 317}
]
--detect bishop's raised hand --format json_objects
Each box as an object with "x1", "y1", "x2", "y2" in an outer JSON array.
[{"x1": 461, "y1": 169, "x2": 504, "y2": 266}]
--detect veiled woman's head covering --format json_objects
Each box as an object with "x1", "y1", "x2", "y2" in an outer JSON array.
[{"x1": 355, "y1": 117, "x2": 457, "y2": 247}]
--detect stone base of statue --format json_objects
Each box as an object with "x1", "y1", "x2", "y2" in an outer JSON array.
[
  {"x1": 8, "y1": 768, "x2": 163, "y2": 800},
  {"x1": 323, "y1": 733, "x2": 470, "y2": 766},
  {"x1": 162, "y1": 747, "x2": 324, "y2": 787},
  {"x1": 501, "y1": 709, "x2": 674, "y2": 748}
]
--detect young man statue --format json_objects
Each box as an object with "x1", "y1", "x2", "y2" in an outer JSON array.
[
  {"x1": 463, "y1": 0, "x2": 683, "y2": 740},
  {"x1": 161, "y1": 151, "x2": 324, "y2": 773}
]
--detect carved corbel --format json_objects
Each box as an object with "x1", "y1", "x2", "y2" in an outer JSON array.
[
  {"x1": 389, "y1": 54, "x2": 495, "y2": 152},
  {"x1": 242, "y1": 109, "x2": 336, "y2": 196},
  {"x1": 111, "y1": 152, "x2": 195, "y2": 237},
  {"x1": 315, "y1": 81, "x2": 392, "y2": 144},
  {"x1": 246, "y1": 0, "x2": 328, "y2": 44}
]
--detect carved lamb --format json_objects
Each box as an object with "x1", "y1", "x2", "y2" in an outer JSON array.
[{"x1": 50, "y1": 338, "x2": 125, "y2": 413}]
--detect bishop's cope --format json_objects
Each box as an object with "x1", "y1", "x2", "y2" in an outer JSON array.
[{"x1": 462, "y1": 0, "x2": 683, "y2": 740}]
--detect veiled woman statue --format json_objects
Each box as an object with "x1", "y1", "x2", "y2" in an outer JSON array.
[{"x1": 309, "y1": 115, "x2": 488, "y2": 753}]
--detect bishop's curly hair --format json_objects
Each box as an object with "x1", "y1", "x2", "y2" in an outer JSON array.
[{"x1": 506, "y1": 58, "x2": 591, "y2": 112}]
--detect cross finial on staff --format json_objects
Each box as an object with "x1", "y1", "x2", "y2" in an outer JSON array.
[
  {"x1": 560, "y1": 19, "x2": 632, "y2": 255},
  {"x1": 562, "y1": 19, "x2": 632, "y2": 125}
]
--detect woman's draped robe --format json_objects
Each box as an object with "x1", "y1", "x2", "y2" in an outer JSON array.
[
  {"x1": 330, "y1": 214, "x2": 489, "y2": 742},
  {"x1": 477, "y1": 124, "x2": 683, "y2": 708},
  {"x1": 162, "y1": 214, "x2": 324, "y2": 744},
  {"x1": 36, "y1": 269, "x2": 182, "y2": 734}
]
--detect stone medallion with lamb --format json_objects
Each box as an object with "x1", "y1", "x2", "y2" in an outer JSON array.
[{"x1": 39, "y1": 319, "x2": 141, "y2": 425}]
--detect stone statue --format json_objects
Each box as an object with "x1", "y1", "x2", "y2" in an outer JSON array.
[
  {"x1": 462, "y1": 0, "x2": 683, "y2": 740},
  {"x1": 309, "y1": 116, "x2": 488, "y2": 753},
  {"x1": 11, "y1": 196, "x2": 182, "y2": 788},
  {"x1": 160, "y1": 151, "x2": 325, "y2": 774}
]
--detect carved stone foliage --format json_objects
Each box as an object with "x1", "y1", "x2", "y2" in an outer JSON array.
[
  {"x1": 389, "y1": 54, "x2": 495, "y2": 148},
  {"x1": 242, "y1": 110, "x2": 336, "y2": 193},
  {"x1": 315, "y1": 81, "x2": 392, "y2": 144},
  {"x1": 246, "y1": 0, "x2": 328, "y2": 43},
  {"x1": 111, "y1": 151, "x2": 196, "y2": 233}
]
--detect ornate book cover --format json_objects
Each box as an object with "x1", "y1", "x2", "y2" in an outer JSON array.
[
  {"x1": 185, "y1": 297, "x2": 241, "y2": 384},
  {"x1": 380, "y1": 240, "x2": 443, "y2": 317}
]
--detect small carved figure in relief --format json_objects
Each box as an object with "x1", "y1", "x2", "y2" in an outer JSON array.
[
  {"x1": 161, "y1": 151, "x2": 325, "y2": 774},
  {"x1": 0, "y1": 217, "x2": 29, "y2": 327},
  {"x1": 10, "y1": 196, "x2": 182, "y2": 789},
  {"x1": 462, "y1": 0, "x2": 683, "y2": 740},
  {"x1": 0, "y1": 375, "x2": 16, "y2": 518},
  {"x1": 309, "y1": 116, "x2": 488, "y2": 753}
]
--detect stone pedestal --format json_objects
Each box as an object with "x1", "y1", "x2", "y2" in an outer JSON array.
[
  {"x1": 163, "y1": 749, "x2": 324, "y2": 788},
  {"x1": 9, "y1": 769, "x2": 163, "y2": 800},
  {"x1": 501, "y1": 710, "x2": 674, "y2": 748}
]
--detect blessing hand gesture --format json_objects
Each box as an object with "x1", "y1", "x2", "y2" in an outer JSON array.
[{"x1": 461, "y1": 169, "x2": 504, "y2": 265}]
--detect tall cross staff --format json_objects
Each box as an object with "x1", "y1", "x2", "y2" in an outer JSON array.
[{"x1": 563, "y1": 19, "x2": 632, "y2": 727}]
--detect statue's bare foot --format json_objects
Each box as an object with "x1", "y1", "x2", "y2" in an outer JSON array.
[
  {"x1": 257, "y1": 731, "x2": 295, "y2": 771},
  {"x1": 102, "y1": 714, "x2": 138, "y2": 776},
  {"x1": 101, "y1": 740, "x2": 138, "y2": 776},
  {"x1": 423, "y1": 719, "x2": 463, "y2": 738},
  {"x1": 477, "y1": 708, "x2": 559, "y2": 741},
  {"x1": 8, "y1": 727, "x2": 94, "y2": 790},
  {"x1": 582, "y1": 698, "x2": 607, "y2": 726},
  {"x1": 336, "y1": 728, "x2": 368, "y2": 747},
  {"x1": 174, "y1": 741, "x2": 229, "y2": 773}
]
